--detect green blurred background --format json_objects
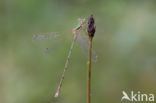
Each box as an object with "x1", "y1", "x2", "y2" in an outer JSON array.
[{"x1": 0, "y1": 0, "x2": 156, "y2": 103}]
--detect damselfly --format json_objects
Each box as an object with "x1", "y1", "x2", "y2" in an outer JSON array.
[{"x1": 32, "y1": 18, "x2": 98, "y2": 97}]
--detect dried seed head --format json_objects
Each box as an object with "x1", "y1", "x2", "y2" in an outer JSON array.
[{"x1": 88, "y1": 14, "x2": 96, "y2": 38}]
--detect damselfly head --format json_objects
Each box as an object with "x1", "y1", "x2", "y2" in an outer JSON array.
[{"x1": 78, "y1": 18, "x2": 86, "y2": 25}]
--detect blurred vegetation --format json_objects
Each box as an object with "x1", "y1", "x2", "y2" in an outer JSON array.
[{"x1": 0, "y1": 0, "x2": 156, "y2": 103}]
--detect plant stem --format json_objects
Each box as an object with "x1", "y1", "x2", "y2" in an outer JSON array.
[{"x1": 88, "y1": 37, "x2": 93, "y2": 103}]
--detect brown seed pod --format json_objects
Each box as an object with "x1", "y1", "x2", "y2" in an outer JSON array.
[{"x1": 88, "y1": 15, "x2": 96, "y2": 38}]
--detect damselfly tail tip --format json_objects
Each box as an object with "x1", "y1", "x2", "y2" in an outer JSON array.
[
  {"x1": 54, "y1": 91, "x2": 59, "y2": 98},
  {"x1": 54, "y1": 87, "x2": 61, "y2": 98}
]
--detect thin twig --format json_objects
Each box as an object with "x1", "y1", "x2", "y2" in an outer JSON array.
[{"x1": 88, "y1": 37, "x2": 92, "y2": 103}]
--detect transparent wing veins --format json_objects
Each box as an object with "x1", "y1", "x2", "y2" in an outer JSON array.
[
  {"x1": 32, "y1": 32, "x2": 61, "y2": 42},
  {"x1": 76, "y1": 33, "x2": 98, "y2": 62}
]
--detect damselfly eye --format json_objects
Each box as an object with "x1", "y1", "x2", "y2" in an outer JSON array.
[{"x1": 77, "y1": 18, "x2": 86, "y2": 25}]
